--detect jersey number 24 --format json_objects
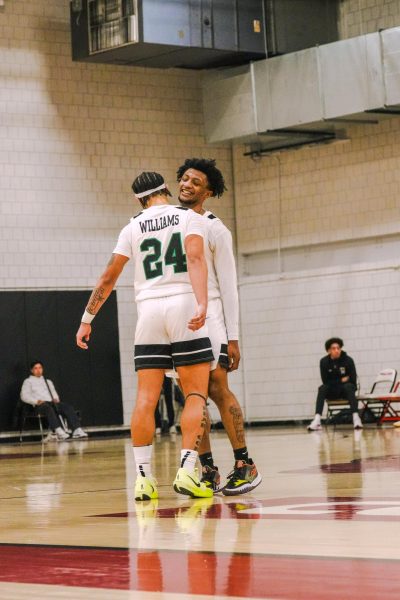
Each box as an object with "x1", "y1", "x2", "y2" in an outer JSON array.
[{"x1": 140, "y1": 233, "x2": 187, "y2": 280}]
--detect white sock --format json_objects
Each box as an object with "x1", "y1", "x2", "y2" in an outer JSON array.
[
  {"x1": 314, "y1": 414, "x2": 321, "y2": 423},
  {"x1": 133, "y1": 445, "x2": 153, "y2": 477},
  {"x1": 180, "y1": 449, "x2": 198, "y2": 474}
]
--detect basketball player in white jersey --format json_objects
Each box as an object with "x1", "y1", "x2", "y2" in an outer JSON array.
[
  {"x1": 176, "y1": 158, "x2": 262, "y2": 496},
  {"x1": 76, "y1": 172, "x2": 214, "y2": 500}
]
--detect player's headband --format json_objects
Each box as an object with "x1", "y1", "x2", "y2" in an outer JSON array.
[{"x1": 134, "y1": 183, "x2": 167, "y2": 198}]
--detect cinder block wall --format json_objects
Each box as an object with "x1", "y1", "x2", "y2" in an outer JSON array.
[
  {"x1": 0, "y1": 0, "x2": 235, "y2": 425},
  {"x1": 339, "y1": 0, "x2": 400, "y2": 39}
]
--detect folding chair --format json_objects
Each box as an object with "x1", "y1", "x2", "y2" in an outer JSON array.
[
  {"x1": 368, "y1": 381, "x2": 400, "y2": 424},
  {"x1": 358, "y1": 368, "x2": 397, "y2": 424}
]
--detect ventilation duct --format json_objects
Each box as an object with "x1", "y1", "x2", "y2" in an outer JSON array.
[{"x1": 202, "y1": 27, "x2": 400, "y2": 151}]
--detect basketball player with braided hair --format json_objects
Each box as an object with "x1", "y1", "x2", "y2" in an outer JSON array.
[
  {"x1": 176, "y1": 158, "x2": 262, "y2": 496},
  {"x1": 76, "y1": 171, "x2": 214, "y2": 500}
]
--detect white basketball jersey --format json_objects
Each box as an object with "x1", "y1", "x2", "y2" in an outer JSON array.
[{"x1": 113, "y1": 204, "x2": 205, "y2": 301}]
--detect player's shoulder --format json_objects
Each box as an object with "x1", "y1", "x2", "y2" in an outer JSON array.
[
  {"x1": 204, "y1": 210, "x2": 220, "y2": 222},
  {"x1": 204, "y1": 210, "x2": 227, "y2": 227},
  {"x1": 204, "y1": 210, "x2": 230, "y2": 235}
]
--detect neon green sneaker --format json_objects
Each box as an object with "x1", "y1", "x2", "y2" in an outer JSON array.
[
  {"x1": 173, "y1": 467, "x2": 213, "y2": 498},
  {"x1": 134, "y1": 474, "x2": 158, "y2": 501}
]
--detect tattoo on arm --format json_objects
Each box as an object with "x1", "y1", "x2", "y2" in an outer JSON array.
[
  {"x1": 86, "y1": 287, "x2": 106, "y2": 315},
  {"x1": 229, "y1": 405, "x2": 245, "y2": 445}
]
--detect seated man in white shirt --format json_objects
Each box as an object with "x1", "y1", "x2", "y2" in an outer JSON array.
[{"x1": 20, "y1": 361, "x2": 88, "y2": 440}]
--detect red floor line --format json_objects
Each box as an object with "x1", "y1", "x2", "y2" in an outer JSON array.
[{"x1": 0, "y1": 545, "x2": 400, "y2": 599}]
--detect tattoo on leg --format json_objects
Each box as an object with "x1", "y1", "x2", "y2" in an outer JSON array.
[
  {"x1": 87, "y1": 287, "x2": 106, "y2": 314},
  {"x1": 229, "y1": 406, "x2": 245, "y2": 444},
  {"x1": 194, "y1": 404, "x2": 207, "y2": 451}
]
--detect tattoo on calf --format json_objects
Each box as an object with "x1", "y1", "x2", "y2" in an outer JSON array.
[
  {"x1": 194, "y1": 404, "x2": 207, "y2": 451},
  {"x1": 229, "y1": 405, "x2": 245, "y2": 444},
  {"x1": 87, "y1": 286, "x2": 106, "y2": 314}
]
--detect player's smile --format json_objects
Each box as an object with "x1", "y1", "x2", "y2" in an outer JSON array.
[{"x1": 180, "y1": 187, "x2": 194, "y2": 199}]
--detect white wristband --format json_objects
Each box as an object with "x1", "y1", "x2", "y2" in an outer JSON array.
[{"x1": 81, "y1": 310, "x2": 95, "y2": 324}]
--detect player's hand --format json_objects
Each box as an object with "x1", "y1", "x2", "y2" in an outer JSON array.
[
  {"x1": 76, "y1": 323, "x2": 92, "y2": 349},
  {"x1": 188, "y1": 304, "x2": 207, "y2": 331},
  {"x1": 53, "y1": 398, "x2": 60, "y2": 404},
  {"x1": 228, "y1": 340, "x2": 241, "y2": 372},
  {"x1": 341, "y1": 376, "x2": 349, "y2": 383},
  {"x1": 36, "y1": 400, "x2": 45, "y2": 406}
]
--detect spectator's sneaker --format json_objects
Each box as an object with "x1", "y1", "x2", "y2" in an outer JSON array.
[
  {"x1": 308, "y1": 416, "x2": 322, "y2": 431},
  {"x1": 155, "y1": 427, "x2": 161, "y2": 435},
  {"x1": 222, "y1": 460, "x2": 262, "y2": 496},
  {"x1": 394, "y1": 421, "x2": 400, "y2": 428},
  {"x1": 201, "y1": 465, "x2": 223, "y2": 493},
  {"x1": 72, "y1": 427, "x2": 88, "y2": 439},
  {"x1": 134, "y1": 474, "x2": 158, "y2": 501},
  {"x1": 173, "y1": 467, "x2": 213, "y2": 498},
  {"x1": 43, "y1": 431, "x2": 57, "y2": 443},
  {"x1": 169, "y1": 425, "x2": 177, "y2": 434},
  {"x1": 353, "y1": 413, "x2": 363, "y2": 429},
  {"x1": 55, "y1": 427, "x2": 70, "y2": 441}
]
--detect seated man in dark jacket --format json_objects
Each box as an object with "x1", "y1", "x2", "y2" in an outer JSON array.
[{"x1": 308, "y1": 338, "x2": 362, "y2": 431}]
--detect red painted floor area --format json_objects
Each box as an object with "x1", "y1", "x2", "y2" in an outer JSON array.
[{"x1": 1, "y1": 544, "x2": 400, "y2": 599}]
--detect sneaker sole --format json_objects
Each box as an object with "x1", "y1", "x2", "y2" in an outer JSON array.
[
  {"x1": 135, "y1": 494, "x2": 157, "y2": 501},
  {"x1": 222, "y1": 473, "x2": 262, "y2": 497},
  {"x1": 173, "y1": 483, "x2": 212, "y2": 499}
]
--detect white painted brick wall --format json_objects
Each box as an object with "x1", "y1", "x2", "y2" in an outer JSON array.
[{"x1": 239, "y1": 267, "x2": 400, "y2": 421}]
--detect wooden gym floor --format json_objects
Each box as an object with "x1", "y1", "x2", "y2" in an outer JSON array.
[{"x1": 1, "y1": 426, "x2": 400, "y2": 599}]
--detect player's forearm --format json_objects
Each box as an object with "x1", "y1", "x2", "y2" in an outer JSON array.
[
  {"x1": 85, "y1": 255, "x2": 127, "y2": 317},
  {"x1": 187, "y1": 254, "x2": 208, "y2": 310},
  {"x1": 85, "y1": 275, "x2": 115, "y2": 316},
  {"x1": 221, "y1": 294, "x2": 239, "y2": 340}
]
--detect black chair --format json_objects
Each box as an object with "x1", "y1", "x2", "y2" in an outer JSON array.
[{"x1": 16, "y1": 400, "x2": 47, "y2": 442}]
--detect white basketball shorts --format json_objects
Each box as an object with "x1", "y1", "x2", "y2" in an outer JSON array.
[
  {"x1": 134, "y1": 293, "x2": 214, "y2": 371},
  {"x1": 165, "y1": 297, "x2": 229, "y2": 377}
]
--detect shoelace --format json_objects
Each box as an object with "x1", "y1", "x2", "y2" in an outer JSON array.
[{"x1": 227, "y1": 460, "x2": 254, "y2": 482}]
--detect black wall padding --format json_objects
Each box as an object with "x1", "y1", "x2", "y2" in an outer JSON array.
[{"x1": 0, "y1": 291, "x2": 123, "y2": 431}]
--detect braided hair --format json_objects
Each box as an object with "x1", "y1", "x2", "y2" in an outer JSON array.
[
  {"x1": 131, "y1": 171, "x2": 172, "y2": 207},
  {"x1": 176, "y1": 158, "x2": 227, "y2": 198}
]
